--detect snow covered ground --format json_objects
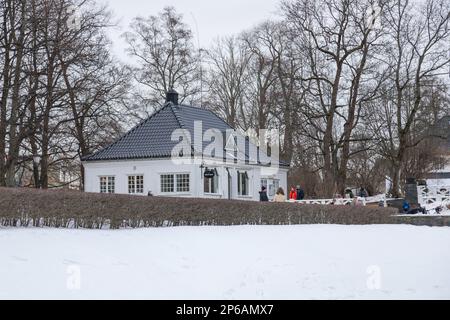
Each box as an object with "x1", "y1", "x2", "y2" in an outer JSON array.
[{"x1": 0, "y1": 225, "x2": 449, "y2": 300}]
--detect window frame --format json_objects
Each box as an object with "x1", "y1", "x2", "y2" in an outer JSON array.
[
  {"x1": 160, "y1": 174, "x2": 175, "y2": 193},
  {"x1": 160, "y1": 173, "x2": 191, "y2": 194},
  {"x1": 99, "y1": 176, "x2": 115, "y2": 194},
  {"x1": 271, "y1": 179, "x2": 280, "y2": 197},
  {"x1": 204, "y1": 168, "x2": 220, "y2": 195},
  {"x1": 261, "y1": 178, "x2": 279, "y2": 197},
  {"x1": 128, "y1": 175, "x2": 144, "y2": 194},
  {"x1": 237, "y1": 170, "x2": 250, "y2": 197},
  {"x1": 176, "y1": 173, "x2": 190, "y2": 193},
  {"x1": 261, "y1": 179, "x2": 268, "y2": 189}
]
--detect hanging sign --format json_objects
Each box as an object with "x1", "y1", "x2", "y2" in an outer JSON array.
[{"x1": 204, "y1": 169, "x2": 215, "y2": 179}]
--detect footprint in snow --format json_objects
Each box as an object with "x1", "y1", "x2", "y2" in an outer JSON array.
[
  {"x1": 11, "y1": 256, "x2": 28, "y2": 262},
  {"x1": 224, "y1": 288, "x2": 235, "y2": 298},
  {"x1": 257, "y1": 276, "x2": 265, "y2": 284},
  {"x1": 256, "y1": 288, "x2": 265, "y2": 298}
]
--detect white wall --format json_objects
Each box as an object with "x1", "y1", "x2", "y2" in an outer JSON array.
[
  {"x1": 427, "y1": 178, "x2": 450, "y2": 187},
  {"x1": 84, "y1": 158, "x2": 288, "y2": 201}
]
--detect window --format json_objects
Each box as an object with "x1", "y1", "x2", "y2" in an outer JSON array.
[
  {"x1": 261, "y1": 179, "x2": 268, "y2": 189},
  {"x1": 161, "y1": 174, "x2": 175, "y2": 193},
  {"x1": 100, "y1": 176, "x2": 115, "y2": 194},
  {"x1": 176, "y1": 174, "x2": 190, "y2": 193},
  {"x1": 261, "y1": 179, "x2": 279, "y2": 197},
  {"x1": 128, "y1": 175, "x2": 144, "y2": 194},
  {"x1": 204, "y1": 169, "x2": 219, "y2": 194},
  {"x1": 238, "y1": 171, "x2": 249, "y2": 196},
  {"x1": 160, "y1": 174, "x2": 190, "y2": 193},
  {"x1": 272, "y1": 180, "x2": 280, "y2": 197}
]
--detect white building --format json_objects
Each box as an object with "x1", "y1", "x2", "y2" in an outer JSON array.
[{"x1": 82, "y1": 91, "x2": 289, "y2": 201}]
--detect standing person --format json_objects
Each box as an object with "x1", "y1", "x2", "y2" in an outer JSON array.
[
  {"x1": 289, "y1": 187, "x2": 297, "y2": 200},
  {"x1": 358, "y1": 187, "x2": 368, "y2": 198},
  {"x1": 296, "y1": 185, "x2": 305, "y2": 201},
  {"x1": 259, "y1": 186, "x2": 269, "y2": 202},
  {"x1": 274, "y1": 188, "x2": 286, "y2": 203},
  {"x1": 345, "y1": 189, "x2": 354, "y2": 199}
]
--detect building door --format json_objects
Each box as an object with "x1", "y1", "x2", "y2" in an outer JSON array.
[{"x1": 261, "y1": 178, "x2": 280, "y2": 200}]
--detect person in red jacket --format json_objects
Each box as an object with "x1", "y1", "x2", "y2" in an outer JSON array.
[{"x1": 289, "y1": 187, "x2": 297, "y2": 200}]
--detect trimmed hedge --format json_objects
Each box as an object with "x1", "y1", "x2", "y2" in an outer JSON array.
[
  {"x1": 0, "y1": 187, "x2": 399, "y2": 229},
  {"x1": 392, "y1": 215, "x2": 450, "y2": 227}
]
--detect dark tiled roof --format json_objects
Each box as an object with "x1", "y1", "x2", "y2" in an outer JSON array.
[
  {"x1": 83, "y1": 102, "x2": 290, "y2": 167},
  {"x1": 83, "y1": 103, "x2": 232, "y2": 161}
]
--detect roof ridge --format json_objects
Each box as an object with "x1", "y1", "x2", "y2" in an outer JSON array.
[
  {"x1": 82, "y1": 104, "x2": 172, "y2": 161},
  {"x1": 169, "y1": 103, "x2": 186, "y2": 129}
]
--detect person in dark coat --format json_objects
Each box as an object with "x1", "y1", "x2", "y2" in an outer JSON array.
[
  {"x1": 259, "y1": 186, "x2": 269, "y2": 202},
  {"x1": 296, "y1": 185, "x2": 305, "y2": 201},
  {"x1": 407, "y1": 206, "x2": 427, "y2": 215},
  {"x1": 358, "y1": 187, "x2": 368, "y2": 198},
  {"x1": 345, "y1": 189, "x2": 354, "y2": 199}
]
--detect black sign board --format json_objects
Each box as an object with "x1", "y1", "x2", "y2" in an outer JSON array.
[{"x1": 204, "y1": 169, "x2": 215, "y2": 179}]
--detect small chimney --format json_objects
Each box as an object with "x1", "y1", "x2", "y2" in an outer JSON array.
[{"x1": 166, "y1": 89, "x2": 179, "y2": 105}]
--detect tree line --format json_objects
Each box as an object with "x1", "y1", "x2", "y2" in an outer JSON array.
[{"x1": 1, "y1": 0, "x2": 449, "y2": 197}]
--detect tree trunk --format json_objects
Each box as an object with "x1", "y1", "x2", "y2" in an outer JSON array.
[
  {"x1": 322, "y1": 64, "x2": 343, "y2": 197},
  {"x1": 0, "y1": 1, "x2": 13, "y2": 186},
  {"x1": 5, "y1": 0, "x2": 27, "y2": 187},
  {"x1": 336, "y1": 41, "x2": 369, "y2": 194}
]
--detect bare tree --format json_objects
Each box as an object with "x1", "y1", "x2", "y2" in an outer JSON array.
[
  {"x1": 242, "y1": 21, "x2": 279, "y2": 132},
  {"x1": 0, "y1": 0, "x2": 28, "y2": 187},
  {"x1": 0, "y1": 0, "x2": 131, "y2": 189},
  {"x1": 379, "y1": 0, "x2": 450, "y2": 197},
  {"x1": 205, "y1": 36, "x2": 251, "y2": 129},
  {"x1": 283, "y1": 0, "x2": 382, "y2": 196},
  {"x1": 57, "y1": 0, "x2": 130, "y2": 189},
  {"x1": 124, "y1": 6, "x2": 200, "y2": 111}
]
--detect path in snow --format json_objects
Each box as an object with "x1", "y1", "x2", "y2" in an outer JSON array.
[{"x1": 0, "y1": 225, "x2": 449, "y2": 300}]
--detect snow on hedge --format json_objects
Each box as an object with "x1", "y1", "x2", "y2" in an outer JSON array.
[{"x1": 0, "y1": 225, "x2": 449, "y2": 300}]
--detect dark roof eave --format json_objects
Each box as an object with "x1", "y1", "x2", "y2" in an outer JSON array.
[
  {"x1": 83, "y1": 155, "x2": 291, "y2": 168},
  {"x1": 82, "y1": 154, "x2": 173, "y2": 162}
]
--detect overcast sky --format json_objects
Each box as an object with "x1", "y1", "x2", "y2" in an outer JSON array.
[{"x1": 103, "y1": 0, "x2": 281, "y2": 62}]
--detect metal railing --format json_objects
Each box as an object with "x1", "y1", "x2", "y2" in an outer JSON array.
[
  {"x1": 287, "y1": 194, "x2": 388, "y2": 206},
  {"x1": 418, "y1": 186, "x2": 450, "y2": 206}
]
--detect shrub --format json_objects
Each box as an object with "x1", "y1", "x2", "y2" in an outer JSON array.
[{"x1": 0, "y1": 187, "x2": 398, "y2": 229}]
